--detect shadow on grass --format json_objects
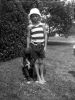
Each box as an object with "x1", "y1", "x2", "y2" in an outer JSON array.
[
  {"x1": 47, "y1": 42, "x2": 72, "y2": 46},
  {"x1": 68, "y1": 71, "x2": 75, "y2": 77}
]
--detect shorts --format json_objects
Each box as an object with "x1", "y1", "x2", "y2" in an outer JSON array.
[{"x1": 30, "y1": 43, "x2": 45, "y2": 60}]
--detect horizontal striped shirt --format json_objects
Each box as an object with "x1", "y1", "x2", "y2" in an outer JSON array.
[{"x1": 29, "y1": 23, "x2": 45, "y2": 45}]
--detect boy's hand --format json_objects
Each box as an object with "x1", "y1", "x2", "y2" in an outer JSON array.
[{"x1": 44, "y1": 47, "x2": 46, "y2": 52}]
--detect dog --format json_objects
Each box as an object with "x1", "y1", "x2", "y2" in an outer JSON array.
[{"x1": 22, "y1": 47, "x2": 37, "y2": 81}]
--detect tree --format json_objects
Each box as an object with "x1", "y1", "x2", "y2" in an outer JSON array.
[{"x1": 39, "y1": 1, "x2": 72, "y2": 37}]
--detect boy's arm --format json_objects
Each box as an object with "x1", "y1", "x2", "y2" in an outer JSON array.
[
  {"x1": 43, "y1": 24, "x2": 48, "y2": 52},
  {"x1": 27, "y1": 26, "x2": 30, "y2": 48}
]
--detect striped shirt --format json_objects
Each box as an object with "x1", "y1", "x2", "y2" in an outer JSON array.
[{"x1": 29, "y1": 23, "x2": 45, "y2": 45}]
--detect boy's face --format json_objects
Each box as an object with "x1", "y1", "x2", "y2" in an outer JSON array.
[{"x1": 30, "y1": 14, "x2": 41, "y2": 24}]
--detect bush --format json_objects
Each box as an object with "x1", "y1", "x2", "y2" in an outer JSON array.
[
  {"x1": 49, "y1": 2, "x2": 72, "y2": 36},
  {"x1": 0, "y1": 0, "x2": 28, "y2": 62},
  {"x1": 40, "y1": 1, "x2": 72, "y2": 36}
]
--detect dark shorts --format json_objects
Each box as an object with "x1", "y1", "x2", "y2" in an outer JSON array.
[{"x1": 30, "y1": 43, "x2": 45, "y2": 60}]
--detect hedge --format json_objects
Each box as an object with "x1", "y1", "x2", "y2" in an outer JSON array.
[{"x1": 1, "y1": 0, "x2": 28, "y2": 61}]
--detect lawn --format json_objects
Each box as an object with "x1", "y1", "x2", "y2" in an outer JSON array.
[{"x1": 0, "y1": 44, "x2": 75, "y2": 100}]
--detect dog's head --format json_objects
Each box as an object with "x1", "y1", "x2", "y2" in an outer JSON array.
[
  {"x1": 23, "y1": 47, "x2": 32, "y2": 61},
  {"x1": 23, "y1": 47, "x2": 36, "y2": 65}
]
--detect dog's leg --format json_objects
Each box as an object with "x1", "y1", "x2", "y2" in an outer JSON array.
[
  {"x1": 22, "y1": 67, "x2": 31, "y2": 81},
  {"x1": 26, "y1": 59, "x2": 30, "y2": 69}
]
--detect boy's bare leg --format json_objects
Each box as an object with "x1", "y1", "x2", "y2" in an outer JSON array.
[
  {"x1": 35, "y1": 60, "x2": 42, "y2": 83},
  {"x1": 40, "y1": 59, "x2": 46, "y2": 83}
]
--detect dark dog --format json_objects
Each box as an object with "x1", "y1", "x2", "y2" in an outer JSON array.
[{"x1": 22, "y1": 48, "x2": 37, "y2": 81}]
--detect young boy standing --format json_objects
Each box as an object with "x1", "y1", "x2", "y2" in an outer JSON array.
[{"x1": 27, "y1": 8, "x2": 48, "y2": 84}]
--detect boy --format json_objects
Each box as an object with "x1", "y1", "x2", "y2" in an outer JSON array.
[{"x1": 27, "y1": 8, "x2": 48, "y2": 84}]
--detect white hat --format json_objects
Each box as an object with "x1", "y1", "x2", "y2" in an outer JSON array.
[{"x1": 28, "y1": 8, "x2": 41, "y2": 18}]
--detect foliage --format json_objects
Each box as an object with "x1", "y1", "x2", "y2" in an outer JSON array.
[
  {"x1": 39, "y1": 1, "x2": 72, "y2": 36},
  {"x1": 22, "y1": 0, "x2": 39, "y2": 13},
  {"x1": 0, "y1": 0, "x2": 28, "y2": 61},
  {"x1": 48, "y1": 2, "x2": 72, "y2": 36}
]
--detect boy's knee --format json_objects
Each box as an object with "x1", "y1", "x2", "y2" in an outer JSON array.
[
  {"x1": 35, "y1": 59, "x2": 39, "y2": 65},
  {"x1": 39, "y1": 59, "x2": 44, "y2": 64},
  {"x1": 35, "y1": 59, "x2": 44, "y2": 65}
]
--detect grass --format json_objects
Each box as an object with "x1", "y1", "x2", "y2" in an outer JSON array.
[{"x1": 0, "y1": 44, "x2": 75, "y2": 100}]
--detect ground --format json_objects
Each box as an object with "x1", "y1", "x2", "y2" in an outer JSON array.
[{"x1": 0, "y1": 43, "x2": 75, "y2": 100}]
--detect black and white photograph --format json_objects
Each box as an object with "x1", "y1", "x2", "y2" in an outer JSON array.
[{"x1": 1, "y1": 0, "x2": 75, "y2": 100}]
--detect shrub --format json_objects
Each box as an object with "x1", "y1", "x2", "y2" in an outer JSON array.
[
  {"x1": 0, "y1": 0, "x2": 28, "y2": 61},
  {"x1": 48, "y1": 2, "x2": 72, "y2": 36},
  {"x1": 39, "y1": 1, "x2": 72, "y2": 36}
]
